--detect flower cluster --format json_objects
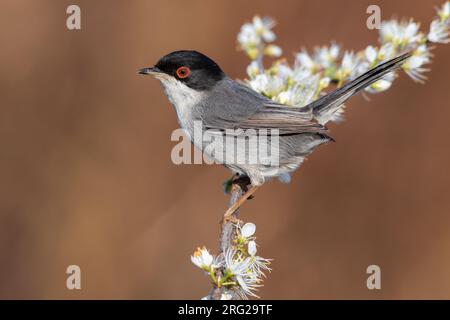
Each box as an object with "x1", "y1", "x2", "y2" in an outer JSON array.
[
  {"x1": 191, "y1": 222, "x2": 271, "y2": 299},
  {"x1": 236, "y1": 2, "x2": 450, "y2": 124},
  {"x1": 237, "y1": 16, "x2": 283, "y2": 61}
]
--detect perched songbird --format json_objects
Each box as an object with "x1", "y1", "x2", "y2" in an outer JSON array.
[{"x1": 138, "y1": 50, "x2": 411, "y2": 216}]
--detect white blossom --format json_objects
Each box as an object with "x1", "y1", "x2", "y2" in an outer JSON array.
[
  {"x1": 247, "y1": 241, "x2": 272, "y2": 278},
  {"x1": 295, "y1": 50, "x2": 316, "y2": 72},
  {"x1": 253, "y1": 16, "x2": 276, "y2": 42},
  {"x1": 223, "y1": 248, "x2": 263, "y2": 298},
  {"x1": 365, "y1": 73, "x2": 395, "y2": 94},
  {"x1": 336, "y1": 51, "x2": 360, "y2": 81},
  {"x1": 380, "y1": 20, "x2": 423, "y2": 47},
  {"x1": 238, "y1": 23, "x2": 260, "y2": 48},
  {"x1": 438, "y1": 1, "x2": 450, "y2": 21},
  {"x1": 378, "y1": 42, "x2": 395, "y2": 61},
  {"x1": 276, "y1": 88, "x2": 301, "y2": 106},
  {"x1": 191, "y1": 247, "x2": 214, "y2": 271},
  {"x1": 428, "y1": 19, "x2": 450, "y2": 43},
  {"x1": 224, "y1": 249, "x2": 247, "y2": 275},
  {"x1": 314, "y1": 43, "x2": 340, "y2": 68},
  {"x1": 237, "y1": 16, "x2": 277, "y2": 60},
  {"x1": 275, "y1": 74, "x2": 320, "y2": 107},
  {"x1": 246, "y1": 61, "x2": 260, "y2": 78},
  {"x1": 235, "y1": 273, "x2": 262, "y2": 298},
  {"x1": 291, "y1": 66, "x2": 313, "y2": 83},
  {"x1": 273, "y1": 63, "x2": 294, "y2": 80},
  {"x1": 213, "y1": 226, "x2": 271, "y2": 299},
  {"x1": 402, "y1": 45, "x2": 431, "y2": 83},
  {"x1": 365, "y1": 46, "x2": 378, "y2": 65},
  {"x1": 248, "y1": 74, "x2": 284, "y2": 97},
  {"x1": 342, "y1": 52, "x2": 359, "y2": 72}
]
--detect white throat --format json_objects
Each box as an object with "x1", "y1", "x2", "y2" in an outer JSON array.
[{"x1": 157, "y1": 75, "x2": 205, "y2": 131}]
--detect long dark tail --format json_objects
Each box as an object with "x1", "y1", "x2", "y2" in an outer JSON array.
[{"x1": 309, "y1": 51, "x2": 412, "y2": 124}]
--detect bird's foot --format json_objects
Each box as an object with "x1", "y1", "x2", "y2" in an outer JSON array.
[{"x1": 223, "y1": 174, "x2": 253, "y2": 197}]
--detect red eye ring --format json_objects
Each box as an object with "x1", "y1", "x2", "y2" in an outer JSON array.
[{"x1": 176, "y1": 66, "x2": 190, "y2": 79}]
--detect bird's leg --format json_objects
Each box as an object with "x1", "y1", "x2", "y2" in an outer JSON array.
[{"x1": 224, "y1": 185, "x2": 259, "y2": 218}]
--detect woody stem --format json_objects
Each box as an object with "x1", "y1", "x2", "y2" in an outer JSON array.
[{"x1": 206, "y1": 184, "x2": 244, "y2": 300}]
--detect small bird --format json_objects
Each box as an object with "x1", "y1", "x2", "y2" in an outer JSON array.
[{"x1": 139, "y1": 50, "x2": 411, "y2": 216}]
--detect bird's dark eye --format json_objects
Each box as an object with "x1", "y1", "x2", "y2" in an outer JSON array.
[{"x1": 176, "y1": 66, "x2": 190, "y2": 79}]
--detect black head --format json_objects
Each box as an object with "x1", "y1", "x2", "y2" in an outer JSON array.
[{"x1": 138, "y1": 50, "x2": 225, "y2": 90}]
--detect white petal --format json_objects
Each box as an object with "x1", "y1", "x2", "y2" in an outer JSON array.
[
  {"x1": 236, "y1": 275, "x2": 247, "y2": 290},
  {"x1": 374, "y1": 79, "x2": 392, "y2": 91},
  {"x1": 296, "y1": 52, "x2": 315, "y2": 69},
  {"x1": 190, "y1": 255, "x2": 202, "y2": 268},
  {"x1": 365, "y1": 46, "x2": 377, "y2": 63},
  {"x1": 237, "y1": 24, "x2": 259, "y2": 47},
  {"x1": 248, "y1": 74, "x2": 269, "y2": 93},
  {"x1": 262, "y1": 16, "x2": 275, "y2": 29},
  {"x1": 342, "y1": 51, "x2": 357, "y2": 70},
  {"x1": 408, "y1": 55, "x2": 426, "y2": 69},
  {"x1": 439, "y1": 2, "x2": 450, "y2": 20},
  {"x1": 252, "y1": 16, "x2": 264, "y2": 30},
  {"x1": 291, "y1": 67, "x2": 311, "y2": 81},
  {"x1": 366, "y1": 79, "x2": 392, "y2": 93},
  {"x1": 246, "y1": 61, "x2": 259, "y2": 78},
  {"x1": 378, "y1": 43, "x2": 394, "y2": 60},
  {"x1": 262, "y1": 30, "x2": 276, "y2": 42},
  {"x1": 241, "y1": 222, "x2": 256, "y2": 238},
  {"x1": 275, "y1": 64, "x2": 293, "y2": 79},
  {"x1": 248, "y1": 240, "x2": 257, "y2": 256},
  {"x1": 404, "y1": 22, "x2": 419, "y2": 38},
  {"x1": 330, "y1": 44, "x2": 340, "y2": 59},
  {"x1": 428, "y1": 20, "x2": 450, "y2": 43},
  {"x1": 201, "y1": 250, "x2": 214, "y2": 266}
]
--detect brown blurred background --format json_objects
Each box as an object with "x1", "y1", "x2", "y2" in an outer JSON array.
[{"x1": 0, "y1": 0, "x2": 449, "y2": 299}]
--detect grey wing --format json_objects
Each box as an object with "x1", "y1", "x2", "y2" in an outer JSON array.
[
  {"x1": 237, "y1": 102, "x2": 329, "y2": 136},
  {"x1": 200, "y1": 78, "x2": 329, "y2": 137}
]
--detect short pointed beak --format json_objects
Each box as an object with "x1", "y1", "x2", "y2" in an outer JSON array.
[{"x1": 137, "y1": 66, "x2": 161, "y2": 75}]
